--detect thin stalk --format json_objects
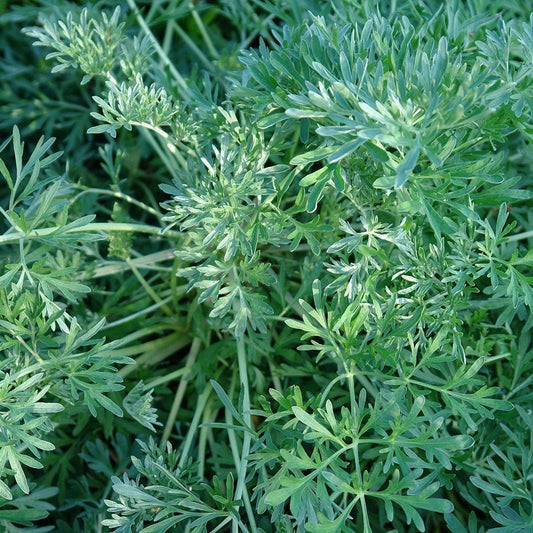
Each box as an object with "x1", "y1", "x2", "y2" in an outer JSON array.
[
  {"x1": 162, "y1": 13, "x2": 174, "y2": 56},
  {"x1": 240, "y1": 12, "x2": 277, "y2": 50},
  {"x1": 172, "y1": 21, "x2": 215, "y2": 72},
  {"x1": 101, "y1": 296, "x2": 172, "y2": 329},
  {"x1": 110, "y1": 324, "x2": 172, "y2": 346},
  {"x1": 211, "y1": 517, "x2": 234, "y2": 533},
  {"x1": 346, "y1": 376, "x2": 372, "y2": 531},
  {"x1": 197, "y1": 401, "x2": 215, "y2": 479},
  {"x1": 240, "y1": 488, "x2": 256, "y2": 533},
  {"x1": 71, "y1": 186, "x2": 162, "y2": 217},
  {"x1": 0, "y1": 222, "x2": 181, "y2": 245},
  {"x1": 268, "y1": 359, "x2": 282, "y2": 392},
  {"x1": 360, "y1": 495, "x2": 371, "y2": 533},
  {"x1": 161, "y1": 337, "x2": 202, "y2": 446},
  {"x1": 388, "y1": 0, "x2": 398, "y2": 18},
  {"x1": 117, "y1": 332, "x2": 190, "y2": 378},
  {"x1": 190, "y1": 5, "x2": 219, "y2": 59},
  {"x1": 138, "y1": 128, "x2": 187, "y2": 173},
  {"x1": 145, "y1": 366, "x2": 188, "y2": 390},
  {"x1": 134, "y1": 338, "x2": 189, "y2": 370},
  {"x1": 16, "y1": 335, "x2": 43, "y2": 363},
  {"x1": 223, "y1": 371, "x2": 258, "y2": 533},
  {"x1": 135, "y1": 121, "x2": 198, "y2": 160},
  {"x1": 91, "y1": 249, "x2": 178, "y2": 278},
  {"x1": 233, "y1": 334, "x2": 254, "y2": 530},
  {"x1": 178, "y1": 382, "x2": 215, "y2": 469},
  {"x1": 349, "y1": 434, "x2": 371, "y2": 532},
  {"x1": 353, "y1": 371, "x2": 378, "y2": 400},
  {"x1": 126, "y1": 258, "x2": 173, "y2": 316},
  {"x1": 125, "y1": 0, "x2": 189, "y2": 92},
  {"x1": 348, "y1": 373, "x2": 357, "y2": 419},
  {"x1": 330, "y1": 339, "x2": 378, "y2": 400},
  {"x1": 320, "y1": 373, "x2": 349, "y2": 406},
  {"x1": 225, "y1": 369, "x2": 243, "y2": 471},
  {"x1": 506, "y1": 230, "x2": 533, "y2": 242}
]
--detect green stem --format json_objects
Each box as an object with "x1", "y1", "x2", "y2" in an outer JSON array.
[
  {"x1": 235, "y1": 335, "x2": 251, "y2": 499},
  {"x1": 233, "y1": 334, "x2": 255, "y2": 530},
  {"x1": 197, "y1": 401, "x2": 214, "y2": 479},
  {"x1": 71, "y1": 186, "x2": 162, "y2": 217},
  {"x1": 506, "y1": 230, "x2": 533, "y2": 242},
  {"x1": 161, "y1": 337, "x2": 202, "y2": 446},
  {"x1": 162, "y1": 10, "x2": 174, "y2": 56},
  {"x1": 225, "y1": 369, "x2": 242, "y2": 468},
  {"x1": 212, "y1": 517, "x2": 235, "y2": 533},
  {"x1": 240, "y1": 12, "x2": 277, "y2": 49},
  {"x1": 172, "y1": 21, "x2": 215, "y2": 72},
  {"x1": 117, "y1": 331, "x2": 190, "y2": 377},
  {"x1": 101, "y1": 297, "x2": 172, "y2": 330},
  {"x1": 360, "y1": 495, "x2": 371, "y2": 533},
  {"x1": 145, "y1": 366, "x2": 189, "y2": 390},
  {"x1": 0, "y1": 222, "x2": 181, "y2": 245},
  {"x1": 134, "y1": 121, "x2": 198, "y2": 160},
  {"x1": 110, "y1": 324, "x2": 170, "y2": 345},
  {"x1": 91, "y1": 249, "x2": 178, "y2": 278},
  {"x1": 190, "y1": 4, "x2": 219, "y2": 59},
  {"x1": 125, "y1": 0, "x2": 189, "y2": 91},
  {"x1": 178, "y1": 383, "x2": 214, "y2": 469},
  {"x1": 348, "y1": 373, "x2": 357, "y2": 418},
  {"x1": 138, "y1": 127, "x2": 187, "y2": 173},
  {"x1": 224, "y1": 370, "x2": 257, "y2": 532},
  {"x1": 268, "y1": 359, "x2": 282, "y2": 392},
  {"x1": 126, "y1": 258, "x2": 173, "y2": 316},
  {"x1": 16, "y1": 335, "x2": 43, "y2": 364},
  {"x1": 353, "y1": 371, "x2": 378, "y2": 400}
]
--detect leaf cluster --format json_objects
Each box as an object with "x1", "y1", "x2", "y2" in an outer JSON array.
[{"x1": 0, "y1": 0, "x2": 531, "y2": 531}]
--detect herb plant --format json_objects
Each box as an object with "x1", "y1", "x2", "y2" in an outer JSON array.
[{"x1": 0, "y1": 0, "x2": 532, "y2": 531}]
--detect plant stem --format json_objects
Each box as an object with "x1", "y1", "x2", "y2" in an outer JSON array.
[
  {"x1": 91, "y1": 249, "x2": 178, "y2": 278},
  {"x1": 197, "y1": 400, "x2": 214, "y2": 479},
  {"x1": 224, "y1": 369, "x2": 257, "y2": 532},
  {"x1": 172, "y1": 21, "x2": 214, "y2": 72},
  {"x1": 71, "y1": 186, "x2": 162, "y2": 218},
  {"x1": 161, "y1": 337, "x2": 202, "y2": 446},
  {"x1": 506, "y1": 230, "x2": 533, "y2": 242},
  {"x1": 233, "y1": 334, "x2": 254, "y2": 529},
  {"x1": 145, "y1": 366, "x2": 188, "y2": 389},
  {"x1": 117, "y1": 331, "x2": 190, "y2": 378},
  {"x1": 100, "y1": 297, "x2": 172, "y2": 329},
  {"x1": 125, "y1": 0, "x2": 189, "y2": 92},
  {"x1": 0, "y1": 222, "x2": 180, "y2": 245},
  {"x1": 178, "y1": 383, "x2": 215, "y2": 469},
  {"x1": 138, "y1": 127, "x2": 187, "y2": 173},
  {"x1": 190, "y1": 4, "x2": 219, "y2": 59},
  {"x1": 126, "y1": 258, "x2": 173, "y2": 316},
  {"x1": 348, "y1": 373, "x2": 357, "y2": 418}
]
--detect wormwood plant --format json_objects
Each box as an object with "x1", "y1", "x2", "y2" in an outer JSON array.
[{"x1": 0, "y1": 0, "x2": 532, "y2": 531}]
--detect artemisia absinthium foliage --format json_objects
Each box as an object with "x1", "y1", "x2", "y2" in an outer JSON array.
[{"x1": 0, "y1": 0, "x2": 531, "y2": 531}]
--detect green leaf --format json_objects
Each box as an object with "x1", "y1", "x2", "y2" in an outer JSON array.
[
  {"x1": 210, "y1": 379, "x2": 243, "y2": 424},
  {"x1": 327, "y1": 137, "x2": 366, "y2": 163},
  {"x1": 298, "y1": 165, "x2": 330, "y2": 186},
  {"x1": 91, "y1": 391, "x2": 123, "y2": 417},
  {"x1": 0, "y1": 157, "x2": 13, "y2": 189},
  {"x1": 291, "y1": 147, "x2": 336, "y2": 165},
  {"x1": 305, "y1": 507, "x2": 353, "y2": 532},
  {"x1": 395, "y1": 146, "x2": 420, "y2": 189},
  {"x1": 292, "y1": 406, "x2": 334, "y2": 438}
]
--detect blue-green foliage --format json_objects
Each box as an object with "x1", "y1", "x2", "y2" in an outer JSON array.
[{"x1": 0, "y1": 0, "x2": 531, "y2": 531}]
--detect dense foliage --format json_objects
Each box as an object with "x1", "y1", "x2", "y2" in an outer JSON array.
[{"x1": 0, "y1": 0, "x2": 532, "y2": 531}]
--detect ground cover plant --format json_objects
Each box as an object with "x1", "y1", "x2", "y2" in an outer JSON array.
[{"x1": 0, "y1": 0, "x2": 532, "y2": 531}]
